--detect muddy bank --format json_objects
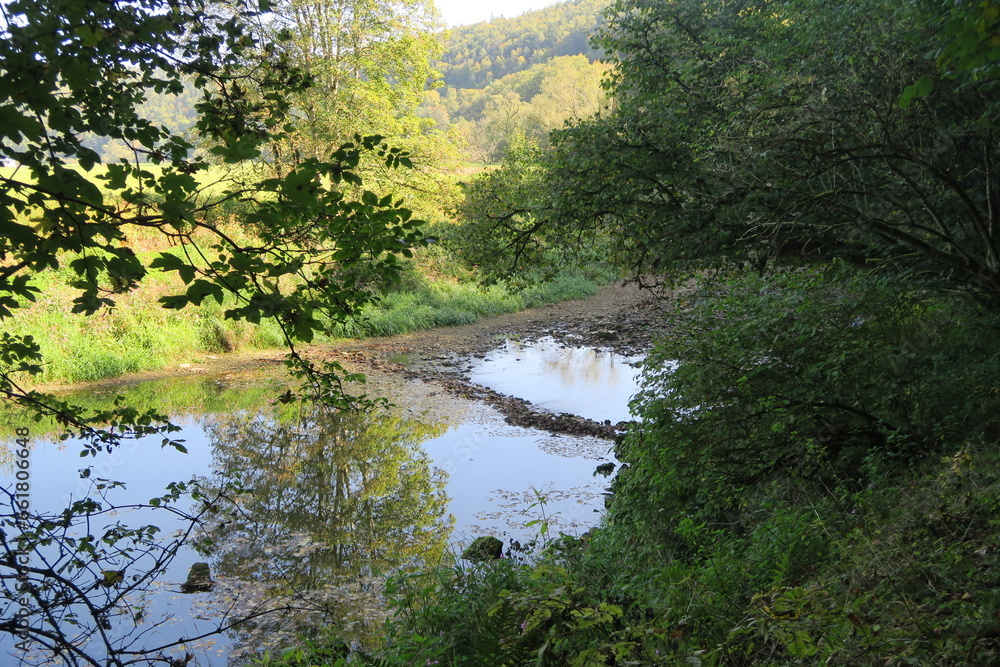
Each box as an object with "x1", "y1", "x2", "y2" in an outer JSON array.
[
  {"x1": 338, "y1": 281, "x2": 671, "y2": 365},
  {"x1": 48, "y1": 281, "x2": 676, "y2": 438},
  {"x1": 322, "y1": 281, "x2": 676, "y2": 440}
]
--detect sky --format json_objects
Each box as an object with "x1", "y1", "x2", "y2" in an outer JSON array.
[{"x1": 435, "y1": 0, "x2": 565, "y2": 28}]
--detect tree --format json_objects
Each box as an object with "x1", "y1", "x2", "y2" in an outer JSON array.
[
  {"x1": 455, "y1": 133, "x2": 550, "y2": 272},
  {"x1": 246, "y1": 0, "x2": 465, "y2": 222},
  {"x1": 619, "y1": 265, "x2": 1000, "y2": 536},
  {"x1": 257, "y1": 0, "x2": 440, "y2": 158},
  {"x1": 461, "y1": 55, "x2": 610, "y2": 160},
  {"x1": 470, "y1": 0, "x2": 1000, "y2": 303},
  {"x1": 0, "y1": 0, "x2": 427, "y2": 662},
  {"x1": 903, "y1": 0, "x2": 1000, "y2": 103}
]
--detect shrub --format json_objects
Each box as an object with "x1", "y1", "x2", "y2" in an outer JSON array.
[{"x1": 616, "y1": 264, "x2": 1000, "y2": 542}]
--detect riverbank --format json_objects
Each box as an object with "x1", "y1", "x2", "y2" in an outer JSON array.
[
  {"x1": 9, "y1": 248, "x2": 618, "y2": 388},
  {"x1": 40, "y1": 280, "x2": 673, "y2": 393},
  {"x1": 32, "y1": 280, "x2": 675, "y2": 444}
]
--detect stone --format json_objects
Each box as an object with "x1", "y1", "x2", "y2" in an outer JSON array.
[
  {"x1": 594, "y1": 462, "x2": 616, "y2": 477},
  {"x1": 180, "y1": 562, "x2": 213, "y2": 592}
]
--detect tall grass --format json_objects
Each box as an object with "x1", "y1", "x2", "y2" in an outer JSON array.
[
  {"x1": 331, "y1": 264, "x2": 613, "y2": 340},
  {"x1": 4, "y1": 244, "x2": 289, "y2": 385},
  {"x1": 6, "y1": 247, "x2": 612, "y2": 386}
]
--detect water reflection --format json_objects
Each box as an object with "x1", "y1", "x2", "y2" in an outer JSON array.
[
  {"x1": 469, "y1": 337, "x2": 642, "y2": 423},
  {"x1": 0, "y1": 378, "x2": 457, "y2": 665},
  {"x1": 206, "y1": 407, "x2": 452, "y2": 571},
  {"x1": 195, "y1": 405, "x2": 454, "y2": 657},
  {"x1": 1, "y1": 347, "x2": 633, "y2": 665}
]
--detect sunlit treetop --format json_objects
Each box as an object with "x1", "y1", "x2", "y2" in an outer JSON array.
[{"x1": 1, "y1": 0, "x2": 428, "y2": 442}]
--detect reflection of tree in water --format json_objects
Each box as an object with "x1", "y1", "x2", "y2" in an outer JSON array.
[{"x1": 197, "y1": 404, "x2": 453, "y2": 658}]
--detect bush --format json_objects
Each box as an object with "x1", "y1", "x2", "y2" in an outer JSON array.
[
  {"x1": 616, "y1": 264, "x2": 1000, "y2": 543},
  {"x1": 381, "y1": 559, "x2": 536, "y2": 666}
]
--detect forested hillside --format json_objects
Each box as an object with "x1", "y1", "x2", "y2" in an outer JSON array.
[
  {"x1": 435, "y1": 0, "x2": 605, "y2": 89},
  {"x1": 36, "y1": 0, "x2": 609, "y2": 168},
  {"x1": 423, "y1": 0, "x2": 609, "y2": 160},
  {"x1": 419, "y1": 54, "x2": 610, "y2": 160}
]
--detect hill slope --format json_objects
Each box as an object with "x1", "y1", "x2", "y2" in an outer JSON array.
[{"x1": 436, "y1": 0, "x2": 606, "y2": 89}]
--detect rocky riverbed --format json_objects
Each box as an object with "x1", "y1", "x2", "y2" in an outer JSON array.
[
  {"x1": 54, "y1": 281, "x2": 677, "y2": 439},
  {"x1": 322, "y1": 281, "x2": 677, "y2": 440}
]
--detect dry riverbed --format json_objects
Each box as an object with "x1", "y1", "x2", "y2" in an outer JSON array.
[
  {"x1": 54, "y1": 281, "x2": 676, "y2": 438},
  {"x1": 324, "y1": 281, "x2": 675, "y2": 439}
]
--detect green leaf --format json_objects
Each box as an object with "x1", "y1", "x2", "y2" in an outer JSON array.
[
  {"x1": 178, "y1": 264, "x2": 196, "y2": 285},
  {"x1": 209, "y1": 136, "x2": 262, "y2": 163},
  {"x1": 899, "y1": 75, "x2": 934, "y2": 108},
  {"x1": 73, "y1": 26, "x2": 102, "y2": 47},
  {"x1": 186, "y1": 279, "x2": 225, "y2": 305},
  {"x1": 159, "y1": 294, "x2": 190, "y2": 310}
]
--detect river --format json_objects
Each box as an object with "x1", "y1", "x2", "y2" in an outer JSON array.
[{"x1": 0, "y1": 337, "x2": 642, "y2": 665}]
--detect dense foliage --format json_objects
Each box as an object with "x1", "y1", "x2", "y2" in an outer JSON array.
[
  {"x1": 466, "y1": 0, "x2": 1000, "y2": 301},
  {"x1": 0, "y1": 0, "x2": 432, "y2": 410},
  {"x1": 356, "y1": 1, "x2": 1000, "y2": 666},
  {"x1": 422, "y1": 55, "x2": 610, "y2": 161},
  {"x1": 624, "y1": 265, "x2": 1000, "y2": 539},
  {"x1": 452, "y1": 133, "x2": 615, "y2": 276},
  {"x1": 250, "y1": 0, "x2": 466, "y2": 221}
]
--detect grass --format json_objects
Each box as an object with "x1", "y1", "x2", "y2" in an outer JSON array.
[
  {"x1": 337, "y1": 281, "x2": 522, "y2": 338},
  {"x1": 1, "y1": 162, "x2": 251, "y2": 199},
  {"x1": 4, "y1": 242, "x2": 288, "y2": 385},
  {"x1": 3, "y1": 240, "x2": 613, "y2": 387},
  {"x1": 332, "y1": 261, "x2": 614, "y2": 340}
]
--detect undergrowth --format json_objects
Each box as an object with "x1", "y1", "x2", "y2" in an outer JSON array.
[{"x1": 248, "y1": 265, "x2": 1000, "y2": 666}]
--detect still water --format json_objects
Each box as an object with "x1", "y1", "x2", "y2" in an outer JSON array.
[
  {"x1": 0, "y1": 339, "x2": 639, "y2": 665},
  {"x1": 469, "y1": 336, "x2": 643, "y2": 423}
]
